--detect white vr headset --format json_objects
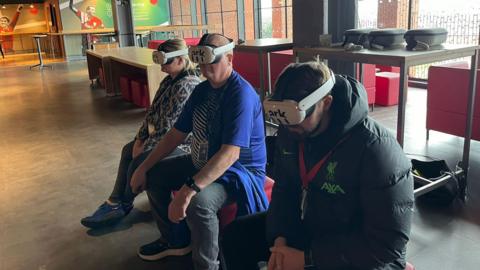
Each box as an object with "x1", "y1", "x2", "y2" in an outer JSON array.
[
  {"x1": 263, "y1": 71, "x2": 336, "y2": 126},
  {"x1": 152, "y1": 48, "x2": 189, "y2": 65},
  {"x1": 188, "y1": 42, "x2": 235, "y2": 64}
]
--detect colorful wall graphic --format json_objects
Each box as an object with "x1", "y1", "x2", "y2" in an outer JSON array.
[
  {"x1": 0, "y1": 4, "x2": 47, "y2": 51},
  {"x1": 59, "y1": 0, "x2": 169, "y2": 31},
  {"x1": 132, "y1": 0, "x2": 170, "y2": 26},
  {"x1": 59, "y1": 0, "x2": 114, "y2": 31}
]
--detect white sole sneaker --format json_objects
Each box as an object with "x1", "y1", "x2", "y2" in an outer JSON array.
[{"x1": 138, "y1": 245, "x2": 192, "y2": 261}]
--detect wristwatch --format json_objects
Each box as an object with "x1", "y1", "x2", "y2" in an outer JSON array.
[{"x1": 185, "y1": 177, "x2": 201, "y2": 193}]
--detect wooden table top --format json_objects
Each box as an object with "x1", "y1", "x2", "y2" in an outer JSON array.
[
  {"x1": 235, "y1": 38, "x2": 293, "y2": 52},
  {"x1": 87, "y1": 47, "x2": 157, "y2": 69},
  {"x1": 294, "y1": 44, "x2": 480, "y2": 67}
]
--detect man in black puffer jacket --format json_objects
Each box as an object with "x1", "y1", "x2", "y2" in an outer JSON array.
[{"x1": 221, "y1": 62, "x2": 414, "y2": 270}]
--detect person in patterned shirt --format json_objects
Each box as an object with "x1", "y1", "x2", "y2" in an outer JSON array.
[{"x1": 81, "y1": 39, "x2": 201, "y2": 228}]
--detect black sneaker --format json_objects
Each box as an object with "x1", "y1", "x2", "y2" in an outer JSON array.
[
  {"x1": 80, "y1": 202, "x2": 126, "y2": 229},
  {"x1": 138, "y1": 238, "x2": 191, "y2": 261}
]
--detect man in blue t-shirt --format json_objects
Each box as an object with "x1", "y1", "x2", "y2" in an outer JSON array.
[{"x1": 130, "y1": 33, "x2": 268, "y2": 270}]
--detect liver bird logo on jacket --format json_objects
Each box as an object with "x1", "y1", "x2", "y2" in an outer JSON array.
[{"x1": 326, "y1": 161, "x2": 337, "y2": 181}]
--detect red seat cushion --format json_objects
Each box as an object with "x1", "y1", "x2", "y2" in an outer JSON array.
[
  {"x1": 98, "y1": 67, "x2": 105, "y2": 88},
  {"x1": 172, "y1": 177, "x2": 275, "y2": 230},
  {"x1": 375, "y1": 72, "x2": 400, "y2": 106},
  {"x1": 119, "y1": 76, "x2": 132, "y2": 101},
  {"x1": 130, "y1": 79, "x2": 150, "y2": 108}
]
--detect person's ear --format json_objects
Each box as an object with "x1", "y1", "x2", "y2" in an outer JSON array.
[
  {"x1": 225, "y1": 53, "x2": 234, "y2": 65},
  {"x1": 176, "y1": 56, "x2": 184, "y2": 66},
  {"x1": 322, "y1": 95, "x2": 333, "y2": 112}
]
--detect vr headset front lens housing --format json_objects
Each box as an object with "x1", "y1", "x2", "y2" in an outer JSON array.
[{"x1": 263, "y1": 71, "x2": 336, "y2": 126}]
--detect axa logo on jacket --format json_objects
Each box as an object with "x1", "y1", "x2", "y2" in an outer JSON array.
[{"x1": 321, "y1": 161, "x2": 346, "y2": 195}]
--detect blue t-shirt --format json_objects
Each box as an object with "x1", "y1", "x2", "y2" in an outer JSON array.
[{"x1": 174, "y1": 70, "x2": 266, "y2": 173}]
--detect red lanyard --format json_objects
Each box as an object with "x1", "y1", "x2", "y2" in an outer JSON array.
[{"x1": 298, "y1": 136, "x2": 349, "y2": 189}]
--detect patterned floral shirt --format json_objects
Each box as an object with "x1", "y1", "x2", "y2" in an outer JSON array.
[{"x1": 136, "y1": 69, "x2": 201, "y2": 153}]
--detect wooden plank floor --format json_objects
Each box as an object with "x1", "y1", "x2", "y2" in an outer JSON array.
[{"x1": 0, "y1": 61, "x2": 479, "y2": 270}]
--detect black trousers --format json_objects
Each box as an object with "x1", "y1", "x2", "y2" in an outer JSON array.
[
  {"x1": 108, "y1": 140, "x2": 188, "y2": 205},
  {"x1": 221, "y1": 212, "x2": 270, "y2": 270}
]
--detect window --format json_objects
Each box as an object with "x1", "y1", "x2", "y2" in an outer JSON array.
[
  {"x1": 358, "y1": 0, "x2": 480, "y2": 79},
  {"x1": 259, "y1": 0, "x2": 292, "y2": 38}
]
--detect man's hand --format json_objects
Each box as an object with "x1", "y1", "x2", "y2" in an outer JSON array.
[
  {"x1": 130, "y1": 166, "x2": 147, "y2": 194},
  {"x1": 269, "y1": 245, "x2": 305, "y2": 270},
  {"x1": 268, "y1": 237, "x2": 287, "y2": 270},
  {"x1": 132, "y1": 140, "x2": 145, "y2": 159},
  {"x1": 168, "y1": 185, "x2": 196, "y2": 223},
  {"x1": 17, "y1": 4, "x2": 23, "y2": 12}
]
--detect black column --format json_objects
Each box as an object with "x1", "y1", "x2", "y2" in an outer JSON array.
[
  {"x1": 328, "y1": 0, "x2": 357, "y2": 77},
  {"x1": 293, "y1": 0, "x2": 328, "y2": 47},
  {"x1": 292, "y1": 0, "x2": 357, "y2": 77},
  {"x1": 111, "y1": 0, "x2": 135, "y2": 47}
]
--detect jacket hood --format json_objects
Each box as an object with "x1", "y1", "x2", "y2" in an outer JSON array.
[{"x1": 327, "y1": 74, "x2": 369, "y2": 137}]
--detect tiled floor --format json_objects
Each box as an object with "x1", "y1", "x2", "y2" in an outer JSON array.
[{"x1": 0, "y1": 62, "x2": 479, "y2": 270}]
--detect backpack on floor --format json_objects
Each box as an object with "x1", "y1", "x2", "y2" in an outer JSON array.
[{"x1": 411, "y1": 159, "x2": 460, "y2": 207}]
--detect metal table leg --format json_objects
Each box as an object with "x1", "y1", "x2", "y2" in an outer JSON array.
[
  {"x1": 30, "y1": 36, "x2": 52, "y2": 70},
  {"x1": 267, "y1": 52, "x2": 272, "y2": 96},
  {"x1": 396, "y1": 63, "x2": 409, "y2": 147},
  {"x1": 460, "y1": 49, "x2": 479, "y2": 200},
  {"x1": 258, "y1": 51, "x2": 265, "y2": 101}
]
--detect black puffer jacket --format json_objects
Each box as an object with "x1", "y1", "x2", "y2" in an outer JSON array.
[{"x1": 266, "y1": 75, "x2": 414, "y2": 270}]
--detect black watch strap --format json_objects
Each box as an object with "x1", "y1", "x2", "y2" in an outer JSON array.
[{"x1": 186, "y1": 177, "x2": 201, "y2": 193}]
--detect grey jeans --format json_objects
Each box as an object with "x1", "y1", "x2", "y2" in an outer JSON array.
[{"x1": 146, "y1": 157, "x2": 230, "y2": 270}]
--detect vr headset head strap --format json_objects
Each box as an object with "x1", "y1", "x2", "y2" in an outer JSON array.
[
  {"x1": 163, "y1": 48, "x2": 189, "y2": 59},
  {"x1": 298, "y1": 70, "x2": 336, "y2": 110}
]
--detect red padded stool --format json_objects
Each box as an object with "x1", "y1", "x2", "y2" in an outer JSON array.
[
  {"x1": 119, "y1": 75, "x2": 132, "y2": 101},
  {"x1": 171, "y1": 177, "x2": 275, "y2": 231},
  {"x1": 356, "y1": 64, "x2": 377, "y2": 106},
  {"x1": 130, "y1": 79, "x2": 150, "y2": 108},
  {"x1": 375, "y1": 72, "x2": 400, "y2": 106}
]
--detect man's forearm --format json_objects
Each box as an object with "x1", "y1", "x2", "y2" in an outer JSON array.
[
  {"x1": 139, "y1": 128, "x2": 186, "y2": 171},
  {"x1": 192, "y1": 144, "x2": 240, "y2": 189}
]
